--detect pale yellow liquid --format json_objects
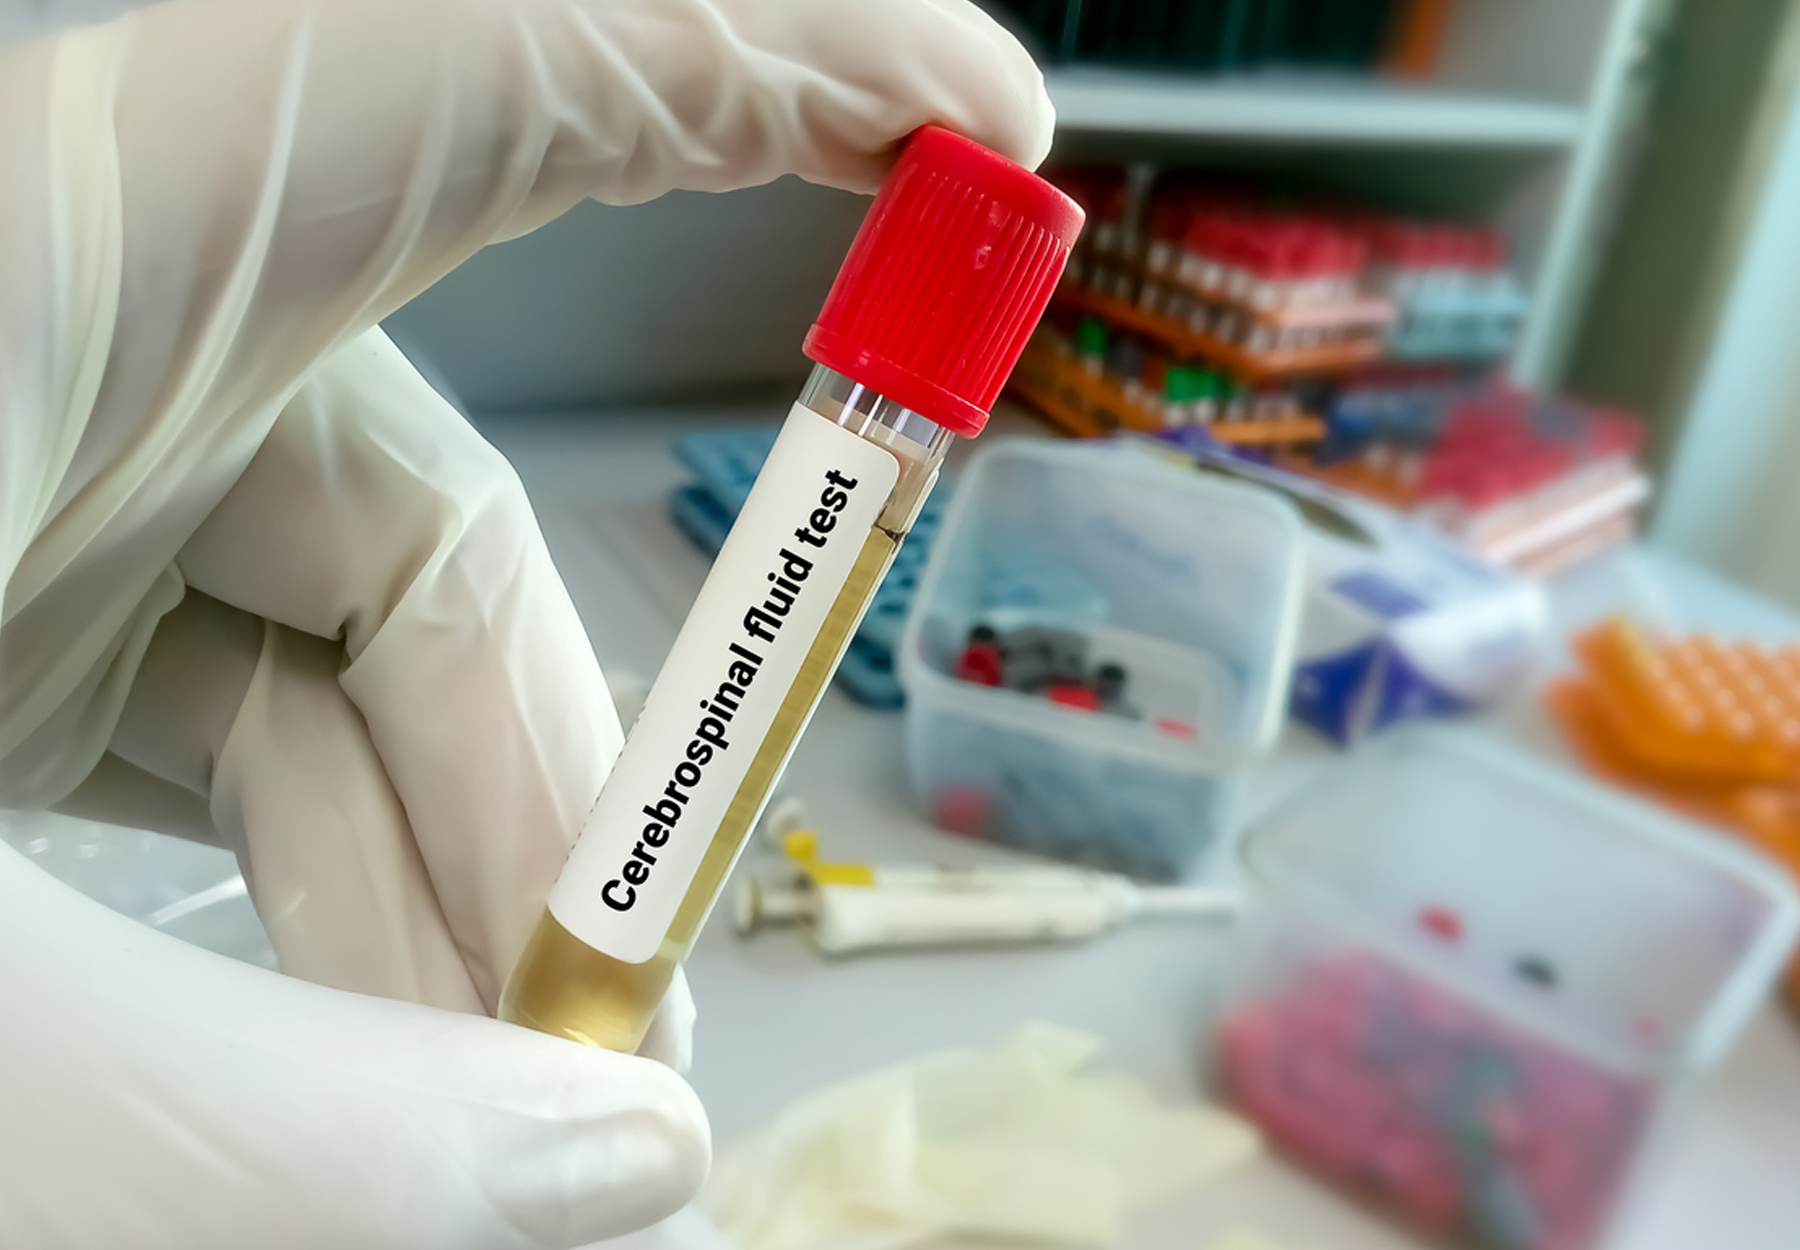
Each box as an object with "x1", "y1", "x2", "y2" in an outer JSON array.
[{"x1": 500, "y1": 526, "x2": 899, "y2": 1050}]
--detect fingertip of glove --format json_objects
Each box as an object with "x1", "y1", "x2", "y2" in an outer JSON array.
[
  {"x1": 539, "y1": 1036, "x2": 713, "y2": 1159},
  {"x1": 474, "y1": 1028, "x2": 713, "y2": 1243},
  {"x1": 1008, "y1": 84, "x2": 1058, "y2": 171},
  {"x1": 975, "y1": 11, "x2": 1058, "y2": 168},
  {"x1": 925, "y1": 0, "x2": 1057, "y2": 170},
  {"x1": 575, "y1": 1052, "x2": 714, "y2": 1234},
  {"x1": 624, "y1": 1048, "x2": 713, "y2": 1167}
]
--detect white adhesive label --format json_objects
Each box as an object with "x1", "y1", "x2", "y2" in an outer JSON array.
[{"x1": 549, "y1": 404, "x2": 899, "y2": 962}]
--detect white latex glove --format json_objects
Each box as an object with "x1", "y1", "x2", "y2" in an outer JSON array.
[{"x1": 0, "y1": 1, "x2": 1053, "y2": 1246}]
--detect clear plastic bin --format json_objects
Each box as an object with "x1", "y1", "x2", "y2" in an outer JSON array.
[
  {"x1": 897, "y1": 439, "x2": 1303, "y2": 881},
  {"x1": 1216, "y1": 730, "x2": 1799, "y2": 1250}
]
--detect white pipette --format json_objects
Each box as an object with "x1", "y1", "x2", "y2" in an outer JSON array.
[{"x1": 735, "y1": 797, "x2": 1238, "y2": 956}]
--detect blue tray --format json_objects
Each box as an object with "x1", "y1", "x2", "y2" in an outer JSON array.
[{"x1": 669, "y1": 427, "x2": 946, "y2": 709}]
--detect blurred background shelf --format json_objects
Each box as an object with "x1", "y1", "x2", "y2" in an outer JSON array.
[
  {"x1": 375, "y1": 0, "x2": 1665, "y2": 413},
  {"x1": 1046, "y1": 69, "x2": 1587, "y2": 146}
]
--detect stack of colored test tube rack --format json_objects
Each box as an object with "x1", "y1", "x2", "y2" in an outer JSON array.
[
  {"x1": 1065, "y1": 171, "x2": 1397, "y2": 376},
  {"x1": 1363, "y1": 220, "x2": 1528, "y2": 361},
  {"x1": 1301, "y1": 382, "x2": 1650, "y2": 575},
  {"x1": 1003, "y1": 168, "x2": 1646, "y2": 576},
  {"x1": 1008, "y1": 317, "x2": 1329, "y2": 445},
  {"x1": 1548, "y1": 618, "x2": 1800, "y2": 1006},
  {"x1": 1007, "y1": 167, "x2": 1529, "y2": 454},
  {"x1": 1130, "y1": 197, "x2": 1394, "y2": 373}
]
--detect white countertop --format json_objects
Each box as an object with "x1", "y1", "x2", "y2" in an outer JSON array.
[{"x1": 481, "y1": 400, "x2": 1800, "y2": 1250}]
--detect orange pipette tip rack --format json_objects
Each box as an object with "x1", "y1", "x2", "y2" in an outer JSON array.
[{"x1": 1549, "y1": 617, "x2": 1800, "y2": 1006}]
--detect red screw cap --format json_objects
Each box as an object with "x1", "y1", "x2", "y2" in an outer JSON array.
[{"x1": 804, "y1": 126, "x2": 1085, "y2": 438}]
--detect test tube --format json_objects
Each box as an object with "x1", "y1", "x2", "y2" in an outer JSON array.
[{"x1": 500, "y1": 127, "x2": 1082, "y2": 1051}]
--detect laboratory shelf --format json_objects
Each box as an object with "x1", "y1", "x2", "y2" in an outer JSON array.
[
  {"x1": 1008, "y1": 366, "x2": 1327, "y2": 447},
  {"x1": 1045, "y1": 69, "x2": 1587, "y2": 148},
  {"x1": 1054, "y1": 288, "x2": 1385, "y2": 380}
]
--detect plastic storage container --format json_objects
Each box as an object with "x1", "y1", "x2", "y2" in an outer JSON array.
[
  {"x1": 898, "y1": 439, "x2": 1304, "y2": 881},
  {"x1": 1216, "y1": 730, "x2": 1799, "y2": 1250}
]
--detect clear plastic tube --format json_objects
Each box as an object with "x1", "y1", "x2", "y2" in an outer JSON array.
[{"x1": 500, "y1": 365, "x2": 952, "y2": 1050}]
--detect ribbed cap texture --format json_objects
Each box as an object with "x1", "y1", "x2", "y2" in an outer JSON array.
[{"x1": 804, "y1": 127, "x2": 1084, "y2": 437}]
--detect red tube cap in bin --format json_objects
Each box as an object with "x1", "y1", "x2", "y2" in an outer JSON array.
[{"x1": 804, "y1": 126, "x2": 1085, "y2": 438}]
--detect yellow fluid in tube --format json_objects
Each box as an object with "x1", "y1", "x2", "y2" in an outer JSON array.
[
  {"x1": 503, "y1": 391, "x2": 915, "y2": 1048},
  {"x1": 500, "y1": 127, "x2": 1083, "y2": 1050}
]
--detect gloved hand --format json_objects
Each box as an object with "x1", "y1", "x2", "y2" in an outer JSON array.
[{"x1": 0, "y1": 0, "x2": 1053, "y2": 1245}]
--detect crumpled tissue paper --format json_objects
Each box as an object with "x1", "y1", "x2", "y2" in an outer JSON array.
[{"x1": 700, "y1": 1021, "x2": 1260, "y2": 1250}]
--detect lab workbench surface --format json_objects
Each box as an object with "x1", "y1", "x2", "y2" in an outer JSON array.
[{"x1": 481, "y1": 401, "x2": 1800, "y2": 1250}]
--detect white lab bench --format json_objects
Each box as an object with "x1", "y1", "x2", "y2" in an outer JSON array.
[{"x1": 487, "y1": 400, "x2": 1800, "y2": 1250}]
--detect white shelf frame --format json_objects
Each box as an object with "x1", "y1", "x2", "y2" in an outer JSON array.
[
  {"x1": 379, "y1": 0, "x2": 1662, "y2": 409},
  {"x1": 1046, "y1": 69, "x2": 1586, "y2": 148},
  {"x1": 1039, "y1": 0, "x2": 1659, "y2": 390}
]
